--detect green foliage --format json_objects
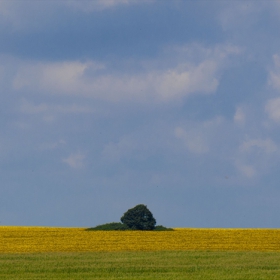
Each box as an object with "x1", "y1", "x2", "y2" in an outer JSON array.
[
  {"x1": 88, "y1": 204, "x2": 172, "y2": 231},
  {"x1": 87, "y1": 223, "x2": 173, "y2": 231},
  {"x1": 87, "y1": 222, "x2": 129, "y2": 231},
  {"x1": 154, "y1": 225, "x2": 174, "y2": 231},
  {"x1": 120, "y1": 204, "x2": 156, "y2": 230}
]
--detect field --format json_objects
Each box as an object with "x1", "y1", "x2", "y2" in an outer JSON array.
[{"x1": 1, "y1": 226, "x2": 280, "y2": 279}]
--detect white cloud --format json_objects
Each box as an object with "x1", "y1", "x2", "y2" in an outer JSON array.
[
  {"x1": 174, "y1": 117, "x2": 224, "y2": 155},
  {"x1": 101, "y1": 122, "x2": 173, "y2": 163},
  {"x1": 265, "y1": 97, "x2": 280, "y2": 123},
  {"x1": 234, "y1": 138, "x2": 278, "y2": 178},
  {"x1": 86, "y1": 60, "x2": 219, "y2": 102},
  {"x1": 268, "y1": 55, "x2": 280, "y2": 90},
  {"x1": 239, "y1": 138, "x2": 278, "y2": 154},
  {"x1": 65, "y1": 0, "x2": 138, "y2": 12},
  {"x1": 234, "y1": 106, "x2": 246, "y2": 125},
  {"x1": 155, "y1": 60, "x2": 218, "y2": 101},
  {"x1": 102, "y1": 138, "x2": 137, "y2": 162},
  {"x1": 0, "y1": 1, "x2": 18, "y2": 26},
  {"x1": 218, "y1": 1, "x2": 268, "y2": 32},
  {"x1": 101, "y1": 128, "x2": 158, "y2": 162},
  {"x1": 0, "y1": 1, "x2": 62, "y2": 31},
  {"x1": 19, "y1": 99, "x2": 94, "y2": 123},
  {"x1": 0, "y1": 0, "x2": 141, "y2": 31},
  {"x1": 13, "y1": 61, "x2": 104, "y2": 93},
  {"x1": 20, "y1": 99, "x2": 94, "y2": 115},
  {"x1": 13, "y1": 44, "x2": 240, "y2": 103},
  {"x1": 175, "y1": 127, "x2": 209, "y2": 154},
  {"x1": 38, "y1": 140, "x2": 66, "y2": 151},
  {"x1": 62, "y1": 152, "x2": 85, "y2": 169},
  {"x1": 235, "y1": 161, "x2": 256, "y2": 178}
]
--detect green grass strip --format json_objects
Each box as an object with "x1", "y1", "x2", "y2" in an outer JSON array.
[{"x1": 1, "y1": 251, "x2": 280, "y2": 279}]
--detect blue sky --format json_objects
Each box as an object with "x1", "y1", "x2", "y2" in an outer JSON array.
[{"x1": 1, "y1": 0, "x2": 280, "y2": 228}]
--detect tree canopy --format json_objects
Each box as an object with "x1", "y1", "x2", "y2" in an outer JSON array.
[
  {"x1": 120, "y1": 204, "x2": 156, "y2": 230},
  {"x1": 88, "y1": 204, "x2": 173, "y2": 231}
]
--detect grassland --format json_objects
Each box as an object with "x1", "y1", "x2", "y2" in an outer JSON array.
[
  {"x1": 1, "y1": 226, "x2": 280, "y2": 279},
  {"x1": 1, "y1": 251, "x2": 280, "y2": 279}
]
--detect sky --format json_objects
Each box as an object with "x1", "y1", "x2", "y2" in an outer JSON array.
[{"x1": 1, "y1": 0, "x2": 280, "y2": 228}]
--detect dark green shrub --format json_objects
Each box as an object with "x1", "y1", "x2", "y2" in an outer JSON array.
[
  {"x1": 87, "y1": 205, "x2": 172, "y2": 231},
  {"x1": 154, "y1": 225, "x2": 174, "y2": 231},
  {"x1": 86, "y1": 222, "x2": 129, "y2": 231}
]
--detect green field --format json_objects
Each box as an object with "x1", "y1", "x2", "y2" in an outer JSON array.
[{"x1": 1, "y1": 251, "x2": 280, "y2": 279}]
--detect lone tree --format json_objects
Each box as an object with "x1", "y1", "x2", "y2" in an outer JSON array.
[{"x1": 120, "y1": 204, "x2": 156, "y2": 230}]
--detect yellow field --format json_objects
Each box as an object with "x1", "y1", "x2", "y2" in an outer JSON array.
[{"x1": 0, "y1": 226, "x2": 280, "y2": 253}]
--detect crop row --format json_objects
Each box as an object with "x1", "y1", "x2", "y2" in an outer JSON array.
[{"x1": 0, "y1": 226, "x2": 280, "y2": 253}]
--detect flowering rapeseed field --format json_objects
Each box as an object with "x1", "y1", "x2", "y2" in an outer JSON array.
[{"x1": 0, "y1": 226, "x2": 280, "y2": 253}]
